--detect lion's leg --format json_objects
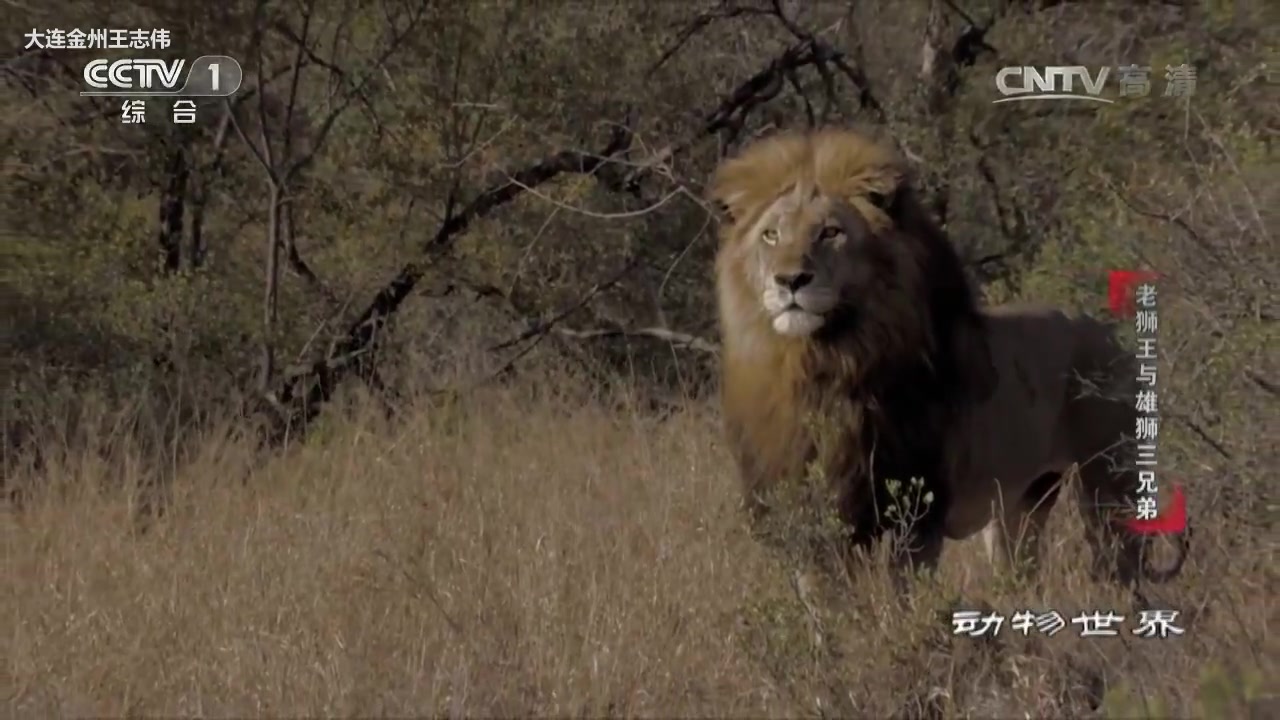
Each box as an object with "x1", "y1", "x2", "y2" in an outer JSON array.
[
  {"x1": 981, "y1": 492, "x2": 1015, "y2": 573},
  {"x1": 1064, "y1": 320, "x2": 1153, "y2": 586},
  {"x1": 981, "y1": 519, "x2": 1008, "y2": 571},
  {"x1": 983, "y1": 472, "x2": 1063, "y2": 580},
  {"x1": 1076, "y1": 457, "x2": 1145, "y2": 585},
  {"x1": 1012, "y1": 471, "x2": 1063, "y2": 578}
]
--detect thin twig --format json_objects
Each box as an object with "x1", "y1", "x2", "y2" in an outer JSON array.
[{"x1": 554, "y1": 325, "x2": 719, "y2": 355}]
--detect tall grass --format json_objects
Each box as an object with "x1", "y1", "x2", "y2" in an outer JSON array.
[{"x1": 5, "y1": 373, "x2": 1274, "y2": 717}]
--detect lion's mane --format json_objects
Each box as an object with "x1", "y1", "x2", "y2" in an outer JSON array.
[{"x1": 710, "y1": 128, "x2": 997, "y2": 554}]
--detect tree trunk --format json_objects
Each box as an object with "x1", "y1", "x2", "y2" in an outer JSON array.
[
  {"x1": 260, "y1": 183, "x2": 283, "y2": 391},
  {"x1": 157, "y1": 139, "x2": 189, "y2": 273}
]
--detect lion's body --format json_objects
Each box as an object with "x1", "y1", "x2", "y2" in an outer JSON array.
[
  {"x1": 710, "y1": 128, "x2": 1186, "y2": 586},
  {"x1": 941, "y1": 305, "x2": 1081, "y2": 542}
]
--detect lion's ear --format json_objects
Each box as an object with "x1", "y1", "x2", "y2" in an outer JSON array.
[
  {"x1": 869, "y1": 176, "x2": 918, "y2": 228},
  {"x1": 866, "y1": 187, "x2": 902, "y2": 219},
  {"x1": 709, "y1": 190, "x2": 746, "y2": 225},
  {"x1": 708, "y1": 149, "x2": 775, "y2": 225},
  {"x1": 707, "y1": 166, "x2": 751, "y2": 225}
]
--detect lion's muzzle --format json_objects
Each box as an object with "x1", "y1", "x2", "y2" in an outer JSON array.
[
  {"x1": 762, "y1": 275, "x2": 838, "y2": 337},
  {"x1": 774, "y1": 271, "x2": 814, "y2": 292}
]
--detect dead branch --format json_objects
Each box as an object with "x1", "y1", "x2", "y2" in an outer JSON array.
[
  {"x1": 627, "y1": 34, "x2": 887, "y2": 192},
  {"x1": 231, "y1": 1, "x2": 428, "y2": 394},
  {"x1": 282, "y1": 201, "x2": 337, "y2": 305},
  {"x1": 646, "y1": 1, "x2": 770, "y2": 79},
  {"x1": 269, "y1": 17, "x2": 383, "y2": 136},
  {"x1": 703, "y1": 42, "x2": 811, "y2": 148},
  {"x1": 488, "y1": 255, "x2": 641, "y2": 354},
  {"x1": 965, "y1": 123, "x2": 1039, "y2": 287},
  {"x1": 554, "y1": 326, "x2": 720, "y2": 355},
  {"x1": 1168, "y1": 411, "x2": 1233, "y2": 460},
  {"x1": 269, "y1": 123, "x2": 634, "y2": 436},
  {"x1": 1103, "y1": 180, "x2": 1228, "y2": 265},
  {"x1": 479, "y1": 259, "x2": 642, "y2": 387},
  {"x1": 1244, "y1": 369, "x2": 1277, "y2": 399},
  {"x1": 282, "y1": 9, "x2": 422, "y2": 185},
  {"x1": 268, "y1": 38, "x2": 850, "y2": 440},
  {"x1": 156, "y1": 135, "x2": 189, "y2": 274}
]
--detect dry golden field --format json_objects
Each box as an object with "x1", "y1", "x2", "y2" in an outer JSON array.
[{"x1": 6, "y1": 375, "x2": 1274, "y2": 718}]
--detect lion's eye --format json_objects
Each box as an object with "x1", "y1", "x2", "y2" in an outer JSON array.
[
  {"x1": 818, "y1": 226, "x2": 842, "y2": 241},
  {"x1": 761, "y1": 228, "x2": 780, "y2": 245}
]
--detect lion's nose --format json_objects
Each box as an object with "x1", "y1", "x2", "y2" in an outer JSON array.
[{"x1": 774, "y1": 271, "x2": 814, "y2": 291}]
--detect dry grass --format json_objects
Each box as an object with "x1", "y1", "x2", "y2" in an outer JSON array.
[{"x1": 4, "y1": 376, "x2": 1275, "y2": 718}]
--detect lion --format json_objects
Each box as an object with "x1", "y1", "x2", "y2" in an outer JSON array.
[{"x1": 709, "y1": 127, "x2": 1188, "y2": 590}]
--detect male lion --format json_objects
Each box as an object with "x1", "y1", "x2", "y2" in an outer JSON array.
[{"x1": 710, "y1": 127, "x2": 1187, "y2": 589}]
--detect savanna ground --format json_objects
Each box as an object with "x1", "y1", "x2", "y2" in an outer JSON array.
[
  {"x1": 5, "y1": 0, "x2": 1277, "y2": 717},
  {"x1": 5, "y1": 370, "x2": 1276, "y2": 718}
]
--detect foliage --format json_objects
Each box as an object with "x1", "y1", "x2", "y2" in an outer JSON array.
[
  {"x1": 1102, "y1": 664, "x2": 1269, "y2": 719},
  {"x1": 3, "y1": 1, "x2": 1276, "y2": 714}
]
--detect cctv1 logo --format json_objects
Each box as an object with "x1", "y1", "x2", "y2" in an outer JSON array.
[
  {"x1": 84, "y1": 58, "x2": 184, "y2": 91},
  {"x1": 81, "y1": 55, "x2": 244, "y2": 97}
]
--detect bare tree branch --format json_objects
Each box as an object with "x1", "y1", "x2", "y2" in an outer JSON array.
[
  {"x1": 282, "y1": 200, "x2": 336, "y2": 304},
  {"x1": 1101, "y1": 177, "x2": 1228, "y2": 264},
  {"x1": 1244, "y1": 369, "x2": 1277, "y2": 399},
  {"x1": 156, "y1": 134, "x2": 189, "y2": 274},
  {"x1": 226, "y1": 1, "x2": 429, "y2": 395},
  {"x1": 284, "y1": 4, "x2": 425, "y2": 184},
  {"x1": 553, "y1": 326, "x2": 720, "y2": 355},
  {"x1": 269, "y1": 122, "x2": 636, "y2": 435},
  {"x1": 249, "y1": 0, "x2": 277, "y2": 178},
  {"x1": 645, "y1": 1, "x2": 770, "y2": 79},
  {"x1": 489, "y1": 255, "x2": 641, "y2": 354},
  {"x1": 268, "y1": 37, "x2": 852, "y2": 439}
]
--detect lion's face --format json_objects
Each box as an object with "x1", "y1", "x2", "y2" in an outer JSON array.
[{"x1": 732, "y1": 184, "x2": 895, "y2": 338}]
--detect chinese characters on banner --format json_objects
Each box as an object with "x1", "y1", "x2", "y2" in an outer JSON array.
[
  {"x1": 1133, "y1": 280, "x2": 1160, "y2": 522},
  {"x1": 1108, "y1": 271, "x2": 1187, "y2": 535},
  {"x1": 952, "y1": 609, "x2": 1185, "y2": 639}
]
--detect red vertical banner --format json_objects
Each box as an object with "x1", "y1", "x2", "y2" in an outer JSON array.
[
  {"x1": 1107, "y1": 270, "x2": 1160, "y2": 318},
  {"x1": 1108, "y1": 270, "x2": 1187, "y2": 536},
  {"x1": 1127, "y1": 485, "x2": 1188, "y2": 535}
]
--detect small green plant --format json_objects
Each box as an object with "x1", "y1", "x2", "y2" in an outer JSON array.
[
  {"x1": 751, "y1": 450, "x2": 853, "y2": 575},
  {"x1": 883, "y1": 476, "x2": 936, "y2": 523},
  {"x1": 883, "y1": 476, "x2": 936, "y2": 569},
  {"x1": 1101, "y1": 663, "x2": 1267, "y2": 718}
]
